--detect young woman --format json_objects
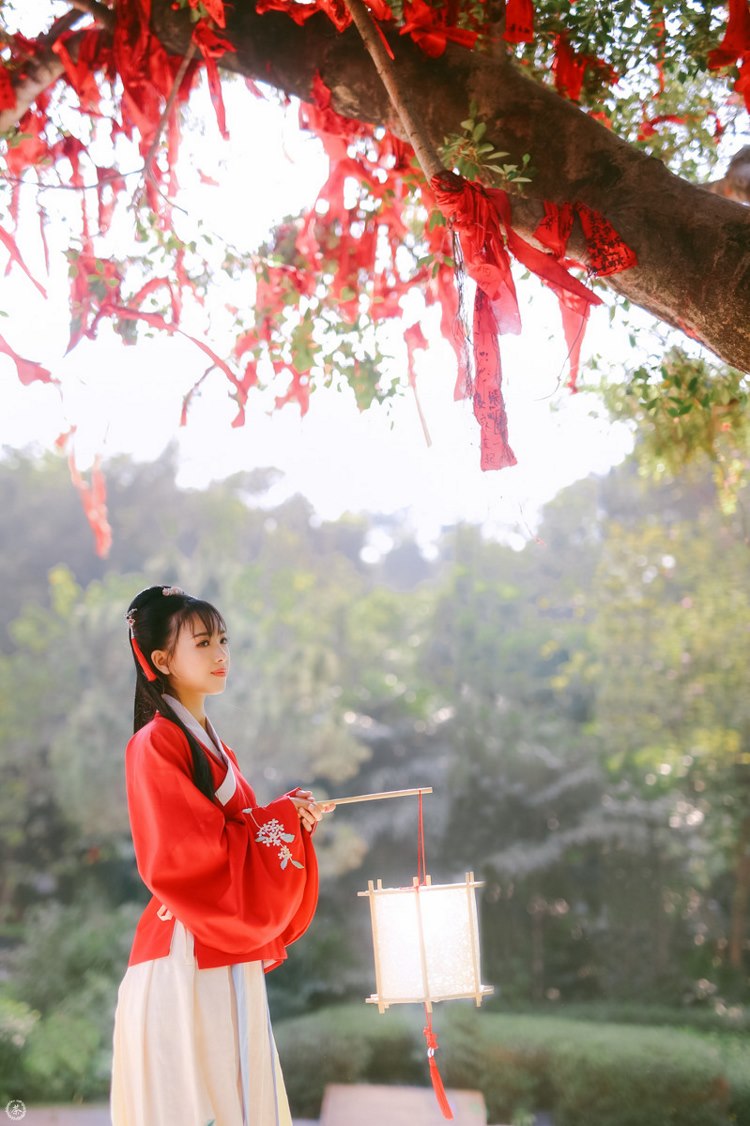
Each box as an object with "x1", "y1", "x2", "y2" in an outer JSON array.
[{"x1": 111, "y1": 585, "x2": 330, "y2": 1126}]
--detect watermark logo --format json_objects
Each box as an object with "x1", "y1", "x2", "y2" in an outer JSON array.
[{"x1": 5, "y1": 1102, "x2": 26, "y2": 1121}]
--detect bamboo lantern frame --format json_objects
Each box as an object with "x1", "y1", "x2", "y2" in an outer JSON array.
[{"x1": 358, "y1": 871, "x2": 494, "y2": 1013}]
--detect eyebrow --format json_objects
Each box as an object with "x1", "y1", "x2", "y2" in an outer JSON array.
[{"x1": 191, "y1": 630, "x2": 211, "y2": 638}]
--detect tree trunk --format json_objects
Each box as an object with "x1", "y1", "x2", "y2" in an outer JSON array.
[{"x1": 148, "y1": 4, "x2": 750, "y2": 374}]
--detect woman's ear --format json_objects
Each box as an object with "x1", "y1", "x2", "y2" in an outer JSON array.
[{"x1": 151, "y1": 649, "x2": 170, "y2": 676}]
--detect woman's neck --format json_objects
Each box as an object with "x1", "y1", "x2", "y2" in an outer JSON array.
[{"x1": 165, "y1": 690, "x2": 207, "y2": 729}]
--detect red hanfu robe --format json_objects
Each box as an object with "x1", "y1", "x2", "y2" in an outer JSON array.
[{"x1": 125, "y1": 709, "x2": 319, "y2": 971}]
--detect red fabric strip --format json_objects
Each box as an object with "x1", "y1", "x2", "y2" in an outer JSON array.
[
  {"x1": 472, "y1": 289, "x2": 517, "y2": 471},
  {"x1": 708, "y1": 0, "x2": 750, "y2": 68},
  {"x1": 0, "y1": 225, "x2": 47, "y2": 297},
  {"x1": 0, "y1": 332, "x2": 54, "y2": 386},
  {"x1": 68, "y1": 453, "x2": 112, "y2": 559},
  {"x1": 503, "y1": 0, "x2": 534, "y2": 43}
]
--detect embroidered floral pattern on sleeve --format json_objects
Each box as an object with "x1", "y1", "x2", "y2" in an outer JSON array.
[{"x1": 254, "y1": 818, "x2": 304, "y2": 870}]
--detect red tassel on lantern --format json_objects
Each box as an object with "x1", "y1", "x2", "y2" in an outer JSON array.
[{"x1": 423, "y1": 1012, "x2": 454, "y2": 1120}]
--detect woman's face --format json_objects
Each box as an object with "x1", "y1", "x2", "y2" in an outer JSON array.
[{"x1": 153, "y1": 613, "x2": 230, "y2": 706}]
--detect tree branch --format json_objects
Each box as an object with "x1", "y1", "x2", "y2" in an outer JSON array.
[
  {"x1": 155, "y1": 3, "x2": 750, "y2": 373},
  {"x1": 707, "y1": 146, "x2": 750, "y2": 206},
  {"x1": 0, "y1": 4, "x2": 114, "y2": 133},
  {"x1": 67, "y1": 1, "x2": 116, "y2": 35},
  {"x1": 4, "y1": 1, "x2": 749, "y2": 373},
  {"x1": 40, "y1": 10, "x2": 85, "y2": 47},
  {"x1": 342, "y1": 0, "x2": 443, "y2": 181}
]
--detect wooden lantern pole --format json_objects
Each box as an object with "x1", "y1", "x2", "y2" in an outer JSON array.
[{"x1": 325, "y1": 786, "x2": 433, "y2": 807}]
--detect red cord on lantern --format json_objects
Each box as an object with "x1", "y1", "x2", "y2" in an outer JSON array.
[{"x1": 416, "y1": 792, "x2": 453, "y2": 1117}]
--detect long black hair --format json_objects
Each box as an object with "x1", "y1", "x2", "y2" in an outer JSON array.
[{"x1": 126, "y1": 585, "x2": 227, "y2": 801}]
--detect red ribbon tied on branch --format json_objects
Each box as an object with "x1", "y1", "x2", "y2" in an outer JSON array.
[
  {"x1": 431, "y1": 172, "x2": 636, "y2": 465},
  {"x1": 707, "y1": 0, "x2": 750, "y2": 111}
]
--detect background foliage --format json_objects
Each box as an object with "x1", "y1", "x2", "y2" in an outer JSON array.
[{"x1": 0, "y1": 441, "x2": 749, "y2": 1115}]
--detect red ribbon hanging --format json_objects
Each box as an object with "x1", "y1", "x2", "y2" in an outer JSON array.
[
  {"x1": 68, "y1": 453, "x2": 113, "y2": 560},
  {"x1": 708, "y1": 0, "x2": 750, "y2": 68},
  {"x1": 472, "y1": 289, "x2": 517, "y2": 469},
  {"x1": 707, "y1": 0, "x2": 750, "y2": 111},
  {"x1": 503, "y1": 0, "x2": 534, "y2": 44},
  {"x1": 431, "y1": 169, "x2": 635, "y2": 432}
]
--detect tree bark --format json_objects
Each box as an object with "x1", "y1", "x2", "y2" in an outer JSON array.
[{"x1": 7, "y1": 3, "x2": 750, "y2": 372}]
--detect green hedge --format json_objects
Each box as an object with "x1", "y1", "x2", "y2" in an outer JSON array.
[{"x1": 274, "y1": 1005, "x2": 750, "y2": 1126}]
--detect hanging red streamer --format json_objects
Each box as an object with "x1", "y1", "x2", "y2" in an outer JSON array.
[
  {"x1": 68, "y1": 452, "x2": 112, "y2": 560},
  {"x1": 552, "y1": 32, "x2": 618, "y2": 102},
  {"x1": 472, "y1": 289, "x2": 517, "y2": 469},
  {"x1": 503, "y1": 0, "x2": 534, "y2": 44},
  {"x1": 431, "y1": 169, "x2": 635, "y2": 428},
  {"x1": 708, "y1": 0, "x2": 750, "y2": 67},
  {"x1": 707, "y1": 0, "x2": 750, "y2": 111},
  {"x1": 0, "y1": 333, "x2": 54, "y2": 387}
]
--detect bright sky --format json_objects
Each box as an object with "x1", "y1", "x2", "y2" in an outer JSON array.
[{"x1": 0, "y1": 8, "x2": 636, "y2": 547}]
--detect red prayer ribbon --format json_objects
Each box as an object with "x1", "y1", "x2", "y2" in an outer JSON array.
[
  {"x1": 431, "y1": 170, "x2": 637, "y2": 443},
  {"x1": 707, "y1": 0, "x2": 750, "y2": 111},
  {"x1": 503, "y1": 0, "x2": 534, "y2": 44}
]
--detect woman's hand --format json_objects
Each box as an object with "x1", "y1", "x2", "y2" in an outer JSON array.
[{"x1": 289, "y1": 789, "x2": 334, "y2": 833}]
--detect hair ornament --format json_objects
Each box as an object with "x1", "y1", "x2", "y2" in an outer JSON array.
[{"x1": 162, "y1": 586, "x2": 185, "y2": 597}]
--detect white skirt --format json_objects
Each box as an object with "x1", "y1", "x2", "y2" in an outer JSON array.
[{"x1": 110, "y1": 921, "x2": 293, "y2": 1126}]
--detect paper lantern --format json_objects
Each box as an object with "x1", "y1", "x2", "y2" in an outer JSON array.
[{"x1": 358, "y1": 871, "x2": 493, "y2": 1013}]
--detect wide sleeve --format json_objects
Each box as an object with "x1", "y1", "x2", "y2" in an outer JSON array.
[{"x1": 125, "y1": 720, "x2": 318, "y2": 955}]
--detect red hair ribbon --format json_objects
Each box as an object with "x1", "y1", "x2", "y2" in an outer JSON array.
[{"x1": 131, "y1": 634, "x2": 158, "y2": 682}]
